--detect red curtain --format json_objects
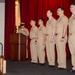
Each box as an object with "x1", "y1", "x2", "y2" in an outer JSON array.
[
  {"x1": 5, "y1": 0, "x2": 15, "y2": 58},
  {"x1": 5, "y1": 0, "x2": 73, "y2": 59},
  {"x1": 20, "y1": 0, "x2": 71, "y2": 58}
]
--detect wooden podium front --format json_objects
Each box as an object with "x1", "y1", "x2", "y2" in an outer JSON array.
[{"x1": 10, "y1": 33, "x2": 26, "y2": 61}]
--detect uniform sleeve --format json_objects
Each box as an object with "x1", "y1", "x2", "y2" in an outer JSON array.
[
  {"x1": 43, "y1": 27, "x2": 46, "y2": 34},
  {"x1": 18, "y1": 29, "x2": 23, "y2": 34},
  {"x1": 30, "y1": 27, "x2": 38, "y2": 39},
  {"x1": 62, "y1": 17, "x2": 68, "y2": 26},
  {"x1": 34, "y1": 27, "x2": 38, "y2": 34},
  {"x1": 52, "y1": 19, "x2": 56, "y2": 28},
  {"x1": 23, "y1": 28, "x2": 29, "y2": 36},
  {"x1": 26, "y1": 29, "x2": 29, "y2": 36},
  {"x1": 35, "y1": 27, "x2": 38, "y2": 39}
]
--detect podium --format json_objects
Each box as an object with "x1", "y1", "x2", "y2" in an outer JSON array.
[{"x1": 10, "y1": 33, "x2": 26, "y2": 61}]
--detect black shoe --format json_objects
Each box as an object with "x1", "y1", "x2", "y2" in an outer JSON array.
[
  {"x1": 56, "y1": 67, "x2": 66, "y2": 70},
  {"x1": 68, "y1": 69, "x2": 75, "y2": 73},
  {"x1": 31, "y1": 62, "x2": 38, "y2": 64},
  {"x1": 46, "y1": 65, "x2": 55, "y2": 68},
  {"x1": 39, "y1": 63, "x2": 45, "y2": 66}
]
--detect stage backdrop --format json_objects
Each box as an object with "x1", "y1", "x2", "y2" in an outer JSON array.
[
  {"x1": 5, "y1": 0, "x2": 75, "y2": 59},
  {"x1": 5, "y1": 0, "x2": 15, "y2": 58},
  {"x1": 0, "y1": 0, "x2": 5, "y2": 56},
  {"x1": 20, "y1": 0, "x2": 71, "y2": 58}
]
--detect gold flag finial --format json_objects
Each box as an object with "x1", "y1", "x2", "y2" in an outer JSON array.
[{"x1": 15, "y1": 0, "x2": 21, "y2": 33}]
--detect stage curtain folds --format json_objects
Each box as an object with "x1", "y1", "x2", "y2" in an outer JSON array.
[
  {"x1": 20, "y1": 0, "x2": 71, "y2": 58},
  {"x1": 5, "y1": 0, "x2": 72, "y2": 59},
  {"x1": 5, "y1": 0, "x2": 15, "y2": 58}
]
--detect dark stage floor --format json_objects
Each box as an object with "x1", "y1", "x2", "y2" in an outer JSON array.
[{"x1": 1, "y1": 59, "x2": 75, "y2": 75}]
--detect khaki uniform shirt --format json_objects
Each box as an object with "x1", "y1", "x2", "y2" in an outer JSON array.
[
  {"x1": 56, "y1": 15, "x2": 68, "y2": 34},
  {"x1": 18, "y1": 27, "x2": 29, "y2": 36},
  {"x1": 30, "y1": 26, "x2": 38, "y2": 39},
  {"x1": 69, "y1": 14, "x2": 75, "y2": 34},
  {"x1": 37, "y1": 25, "x2": 46, "y2": 39},
  {"x1": 46, "y1": 17, "x2": 56, "y2": 35}
]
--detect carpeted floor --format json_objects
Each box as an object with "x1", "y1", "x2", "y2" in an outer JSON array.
[{"x1": 1, "y1": 59, "x2": 75, "y2": 75}]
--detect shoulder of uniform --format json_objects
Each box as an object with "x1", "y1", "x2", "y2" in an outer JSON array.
[
  {"x1": 52, "y1": 17, "x2": 56, "y2": 22},
  {"x1": 64, "y1": 15, "x2": 68, "y2": 19},
  {"x1": 42, "y1": 25, "x2": 45, "y2": 28},
  {"x1": 62, "y1": 16, "x2": 68, "y2": 21},
  {"x1": 35, "y1": 26, "x2": 38, "y2": 29},
  {"x1": 73, "y1": 15, "x2": 75, "y2": 19}
]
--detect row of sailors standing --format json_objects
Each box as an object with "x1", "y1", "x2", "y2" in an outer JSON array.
[
  {"x1": 30, "y1": 7, "x2": 68, "y2": 70},
  {"x1": 18, "y1": 3, "x2": 75, "y2": 73}
]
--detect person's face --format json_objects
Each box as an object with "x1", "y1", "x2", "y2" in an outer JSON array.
[
  {"x1": 57, "y1": 8, "x2": 63, "y2": 16},
  {"x1": 46, "y1": 10, "x2": 52, "y2": 18},
  {"x1": 70, "y1": 5, "x2": 75, "y2": 13},
  {"x1": 38, "y1": 19, "x2": 43, "y2": 26},
  {"x1": 30, "y1": 20, "x2": 35, "y2": 26}
]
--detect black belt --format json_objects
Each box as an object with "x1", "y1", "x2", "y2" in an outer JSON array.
[
  {"x1": 55, "y1": 33, "x2": 58, "y2": 36},
  {"x1": 69, "y1": 33, "x2": 72, "y2": 35},
  {"x1": 69, "y1": 32, "x2": 75, "y2": 35},
  {"x1": 31, "y1": 38, "x2": 36, "y2": 40},
  {"x1": 46, "y1": 34, "x2": 49, "y2": 36}
]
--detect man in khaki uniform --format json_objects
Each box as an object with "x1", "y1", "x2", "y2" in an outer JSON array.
[
  {"x1": 18, "y1": 23, "x2": 29, "y2": 59},
  {"x1": 37, "y1": 18, "x2": 46, "y2": 65},
  {"x1": 46, "y1": 10, "x2": 56, "y2": 67},
  {"x1": 56, "y1": 7, "x2": 68, "y2": 69},
  {"x1": 19, "y1": 23, "x2": 29, "y2": 36},
  {"x1": 30, "y1": 20, "x2": 38, "y2": 64},
  {"x1": 68, "y1": 3, "x2": 75, "y2": 72}
]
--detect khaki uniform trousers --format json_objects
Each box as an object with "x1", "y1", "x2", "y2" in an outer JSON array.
[
  {"x1": 56, "y1": 33, "x2": 67, "y2": 68},
  {"x1": 30, "y1": 39, "x2": 38, "y2": 63},
  {"x1": 68, "y1": 33, "x2": 75, "y2": 70},
  {"x1": 37, "y1": 38, "x2": 45, "y2": 64},
  {"x1": 46, "y1": 35, "x2": 55, "y2": 66}
]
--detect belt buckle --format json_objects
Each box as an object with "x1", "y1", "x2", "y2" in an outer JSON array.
[
  {"x1": 46, "y1": 34, "x2": 49, "y2": 36},
  {"x1": 55, "y1": 33, "x2": 58, "y2": 36}
]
